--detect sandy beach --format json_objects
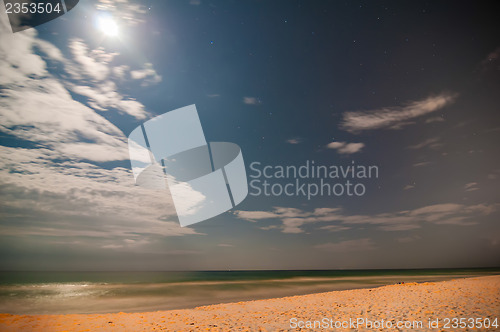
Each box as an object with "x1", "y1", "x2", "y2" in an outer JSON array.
[{"x1": 0, "y1": 275, "x2": 498, "y2": 331}]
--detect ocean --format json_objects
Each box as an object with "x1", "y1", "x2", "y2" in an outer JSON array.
[{"x1": 0, "y1": 268, "x2": 498, "y2": 314}]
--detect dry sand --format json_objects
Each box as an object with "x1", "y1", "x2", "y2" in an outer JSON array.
[{"x1": 0, "y1": 275, "x2": 498, "y2": 331}]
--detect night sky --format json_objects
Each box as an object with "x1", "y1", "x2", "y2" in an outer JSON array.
[{"x1": 0, "y1": 0, "x2": 499, "y2": 270}]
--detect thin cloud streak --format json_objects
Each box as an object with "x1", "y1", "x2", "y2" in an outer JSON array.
[
  {"x1": 326, "y1": 141, "x2": 365, "y2": 154},
  {"x1": 235, "y1": 202, "x2": 496, "y2": 233},
  {"x1": 341, "y1": 93, "x2": 458, "y2": 133}
]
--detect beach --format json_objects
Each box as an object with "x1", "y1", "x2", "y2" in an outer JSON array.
[{"x1": 0, "y1": 275, "x2": 498, "y2": 331}]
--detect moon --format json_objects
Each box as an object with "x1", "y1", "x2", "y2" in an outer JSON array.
[{"x1": 97, "y1": 15, "x2": 119, "y2": 37}]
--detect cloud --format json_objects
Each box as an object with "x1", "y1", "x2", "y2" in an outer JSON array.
[
  {"x1": 407, "y1": 137, "x2": 443, "y2": 150},
  {"x1": 70, "y1": 81, "x2": 148, "y2": 119},
  {"x1": 235, "y1": 207, "x2": 343, "y2": 233},
  {"x1": 0, "y1": 146, "x2": 200, "y2": 241},
  {"x1": 481, "y1": 46, "x2": 500, "y2": 71},
  {"x1": 235, "y1": 203, "x2": 496, "y2": 233},
  {"x1": 413, "y1": 161, "x2": 432, "y2": 167},
  {"x1": 425, "y1": 116, "x2": 445, "y2": 123},
  {"x1": 0, "y1": 11, "x2": 199, "y2": 253},
  {"x1": 96, "y1": 0, "x2": 147, "y2": 26},
  {"x1": 64, "y1": 39, "x2": 155, "y2": 119},
  {"x1": 0, "y1": 78, "x2": 133, "y2": 162},
  {"x1": 69, "y1": 39, "x2": 114, "y2": 81},
  {"x1": 464, "y1": 182, "x2": 479, "y2": 192},
  {"x1": 0, "y1": 20, "x2": 53, "y2": 86},
  {"x1": 326, "y1": 141, "x2": 365, "y2": 154},
  {"x1": 319, "y1": 225, "x2": 351, "y2": 232},
  {"x1": 217, "y1": 243, "x2": 234, "y2": 247},
  {"x1": 315, "y1": 238, "x2": 376, "y2": 252},
  {"x1": 112, "y1": 65, "x2": 130, "y2": 79},
  {"x1": 65, "y1": 39, "x2": 161, "y2": 119},
  {"x1": 340, "y1": 93, "x2": 458, "y2": 133},
  {"x1": 130, "y1": 63, "x2": 162, "y2": 85},
  {"x1": 234, "y1": 210, "x2": 285, "y2": 221},
  {"x1": 243, "y1": 96, "x2": 261, "y2": 105},
  {"x1": 286, "y1": 138, "x2": 302, "y2": 144}
]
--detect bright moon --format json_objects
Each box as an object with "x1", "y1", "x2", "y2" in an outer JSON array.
[{"x1": 98, "y1": 16, "x2": 119, "y2": 37}]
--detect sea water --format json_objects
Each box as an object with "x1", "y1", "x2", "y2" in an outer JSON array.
[{"x1": 0, "y1": 268, "x2": 498, "y2": 314}]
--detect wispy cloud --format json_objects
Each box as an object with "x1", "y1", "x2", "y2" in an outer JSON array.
[
  {"x1": 130, "y1": 63, "x2": 162, "y2": 85},
  {"x1": 425, "y1": 116, "x2": 445, "y2": 123},
  {"x1": 66, "y1": 38, "x2": 159, "y2": 119},
  {"x1": 112, "y1": 65, "x2": 130, "y2": 79},
  {"x1": 464, "y1": 182, "x2": 479, "y2": 192},
  {"x1": 326, "y1": 141, "x2": 365, "y2": 154},
  {"x1": 243, "y1": 96, "x2": 261, "y2": 105},
  {"x1": 235, "y1": 202, "x2": 496, "y2": 233},
  {"x1": 319, "y1": 225, "x2": 351, "y2": 232},
  {"x1": 340, "y1": 93, "x2": 458, "y2": 133},
  {"x1": 0, "y1": 12, "x2": 198, "y2": 252},
  {"x1": 69, "y1": 39, "x2": 115, "y2": 81},
  {"x1": 96, "y1": 0, "x2": 147, "y2": 26},
  {"x1": 407, "y1": 137, "x2": 442, "y2": 150},
  {"x1": 413, "y1": 161, "x2": 432, "y2": 167},
  {"x1": 481, "y1": 46, "x2": 500, "y2": 71},
  {"x1": 286, "y1": 138, "x2": 302, "y2": 144}
]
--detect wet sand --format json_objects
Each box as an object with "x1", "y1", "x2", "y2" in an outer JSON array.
[{"x1": 0, "y1": 275, "x2": 498, "y2": 331}]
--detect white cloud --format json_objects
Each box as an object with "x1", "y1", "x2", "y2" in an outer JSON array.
[
  {"x1": 0, "y1": 11, "x2": 199, "y2": 249},
  {"x1": 286, "y1": 138, "x2": 302, "y2": 144},
  {"x1": 319, "y1": 225, "x2": 350, "y2": 232},
  {"x1": 70, "y1": 81, "x2": 148, "y2": 119},
  {"x1": 112, "y1": 65, "x2": 130, "y2": 79},
  {"x1": 96, "y1": 0, "x2": 147, "y2": 26},
  {"x1": 130, "y1": 63, "x2": 162, "y2": 85},
  {"x1": 0, "y1": 78, "x2": 132, "y2": 162},
  {"x1": 407, "y1": 137, "x2": 442, "y2": 150},
  {"x1": 0, "y1": 19, "x2": 50, "y2": 86},
  {"x1": 243, "y1": 96, "x2": 261, "y2": 105},
  {"x1": 425, "y1": 116, "x2": 445, "y2": 123},
  {"x1": 341, "y1": 93, "x2": 457, "y2": 133},
  {"x1": 326, "y1": 141, "x2": 365, "y2": 154},
  {"x1": 234, "y1": 210, "x2": 281, "y2": 221},
  {"x1": 64, "y1": 39, "x2": 158, "y2": 118},
  {"x1": 235, "y1": 202, "x2": 496, "y2": 233},
  {"x1": 0, "y1": 146, "x2": 199, "y2": 240},
  {"x1": 464, "y1": 182, "x2": 479, "y2": 192},
  {"x1": 413, "y1": 161, "x2": 432, "y2": 167},
  {"x1": 69, "y1": 39, "x2": 113, "y2": 81}
]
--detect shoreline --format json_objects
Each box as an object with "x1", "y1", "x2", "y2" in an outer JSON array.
[
  {"x1": 0, "y1": 275, "x2": 498, "y2": 331},
  {"x1": 1, "y1": 272, "x2": 496, "y2": 315}
]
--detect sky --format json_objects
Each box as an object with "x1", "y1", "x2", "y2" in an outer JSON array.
[{"x1": 0, "y1": 0, "x2": 499, "y2": 271}]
